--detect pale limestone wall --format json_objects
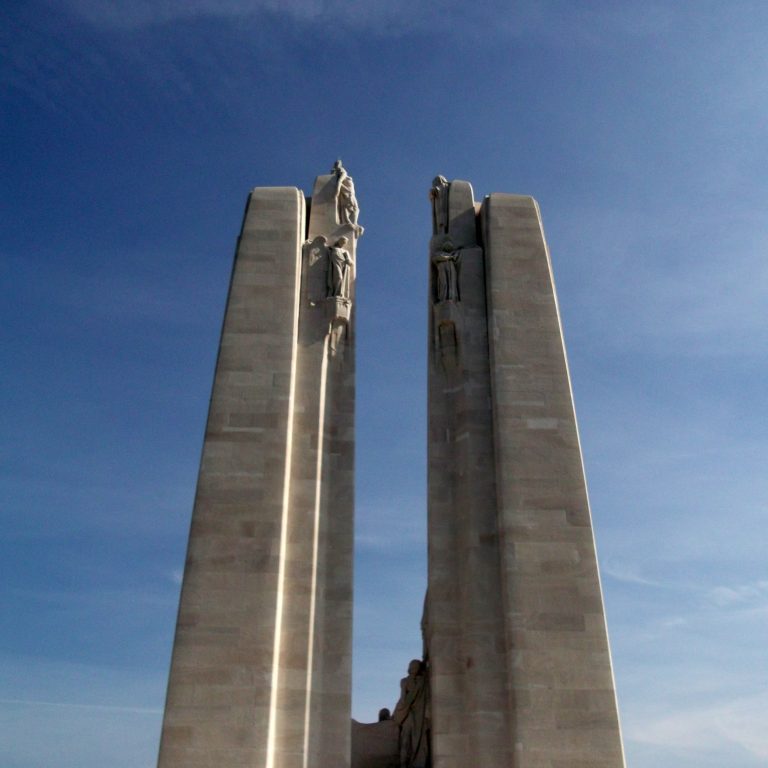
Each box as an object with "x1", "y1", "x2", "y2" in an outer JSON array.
[
  {"x1": 483, "y1": 194, "x2": 624, "y2": 768},
  {"x1": 427, "y1": 183, "x2": 625, "y2": 768},
  {"x1": 157, "y1": 178, "x2": 356, "y2": 768},
  {"x1": 274, "y1": 173, "x2": 357, "y2": 768},
  {"x1": 427, "y1": 181, "x2": 514, "y2": 768}
]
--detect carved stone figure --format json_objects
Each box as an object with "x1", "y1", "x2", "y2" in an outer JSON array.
[
  {"x1": 429, "y1": 175, "x2": 449, "y2": 235},
  {"x1": 305, "y1": 235, "x2": 329, "y2": 266},
  {"x1": 393, "y1": 659, "x2": 430, "y2": 768},
  {"x1": 431, "y1": 239, "x2": 460, "y2": 302},
  {"x1": 332, "y1": 159, "x2": 362, "y2": 235},
  {"x1": 328, "y1": 236, "x2": 353, "y2": 300}
]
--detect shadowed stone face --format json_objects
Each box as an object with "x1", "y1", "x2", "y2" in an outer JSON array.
[{"x1": 425, "y1": 178, "x2": 625, "y2": 768}]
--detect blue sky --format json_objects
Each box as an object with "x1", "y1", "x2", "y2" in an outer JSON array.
[{"x1": 2, "y1": 1, "x2": 767, "y2": 766}]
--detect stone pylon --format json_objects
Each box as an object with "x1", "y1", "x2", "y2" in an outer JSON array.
[
  {"x1": 157, "y1": 164, "x2": 361, "y2": 768},
  {"x1": 425, "y1": 179, "x2": 625, "y2": 768}
]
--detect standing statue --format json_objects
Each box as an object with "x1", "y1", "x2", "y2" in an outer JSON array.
[
  {"x1": 431, "y1": 239, "x2": 460, "y2": 302},
  {"x1": 327, "y1": 236, "x2": 353, "y2": 300},
  {"x1": 332, "y1": 159, "x2": 362, "y2": 235},
  {"x1": 393, "y1": 659, "x2": 430, "y2": 768},
  {"x1": 429, "y1": 175, "x2": 450, "y2": 235}
]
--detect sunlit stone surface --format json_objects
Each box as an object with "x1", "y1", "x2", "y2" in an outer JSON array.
[
  {"x1": 156, "y1": 171, "x2": 625, "y2": 768},
  {"x1": 425, "y1": 179, "x2": 626, "y2": 768},
  {"x1": 157, "y1": 165, "x2": 360, "y2": 768}
]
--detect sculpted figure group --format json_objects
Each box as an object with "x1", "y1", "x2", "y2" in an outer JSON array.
[
  {"x1": 304, "y1": 234, "x2": 354, "y2": 303},
  {"x1": 302, "y1": 160, "x2": 363, "y2": 307}
]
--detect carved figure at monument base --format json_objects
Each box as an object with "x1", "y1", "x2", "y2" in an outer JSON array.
[{"x1": 393, "y1": 659, "x2": 430, "y2": 768}]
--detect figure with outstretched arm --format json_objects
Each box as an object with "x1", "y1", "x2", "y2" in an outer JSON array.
[{"x1": 332, "y1": 159, "x2": 362, "y2": 235}]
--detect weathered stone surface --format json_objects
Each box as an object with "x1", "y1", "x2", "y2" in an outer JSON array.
[
  {"x1": 425, "y1": 181, "x2": 625, "y2": 768},
  {"x1": 158, "y1": 170, "x2": 622, "y2": 768},
  {"x1": 157, "y1": 168, "x2": 360, "y2": 768}
]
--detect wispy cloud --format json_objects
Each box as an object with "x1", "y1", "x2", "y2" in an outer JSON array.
[
  {"x1": 627, "y1": 691, "x2": 768, "y2": 761},
  {"x1": 62, "y1": 0, "x2": 679, "y2": 45},
  {"x1": 708, "y1": 580, "x2": 768, "y2": 608},
  {"x1": 62, "y1": 0, "x2": 461, "y2": 32},
  {"x1": 602, "y1": 560, "x2": 669, "y2": 588},
  {"x1": 0, "y1": 697, "x2": 161, "y2": 715},
  {"x1": 0, "y1": 656, "x2": 164, "y2": 768}
]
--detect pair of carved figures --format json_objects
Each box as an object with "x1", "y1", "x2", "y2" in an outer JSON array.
[
  {"x1": 306, "y1": 235, "x2": 354, "y2": 301},
  {"x1": 393, "y1": 659, "x2": 430, "y2": 768},
  {"x1": 304, "y1": 160, "x2": 360, "y2": 303}
]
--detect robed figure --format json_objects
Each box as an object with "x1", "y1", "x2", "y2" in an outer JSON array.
[
  {"x1": 393, "y1": 660, "x2": 430, "y2": 768},
  {"x1": 431, "y1": 239, "x2": 460, "y2": 303},
  {"x1": 327, "y1": 236, "x2": 353, "y2": 300}
]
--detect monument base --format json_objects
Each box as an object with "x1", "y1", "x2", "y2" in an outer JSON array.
[{"x1": 351, "y1": 720, "x2": 399, "y2": 768}]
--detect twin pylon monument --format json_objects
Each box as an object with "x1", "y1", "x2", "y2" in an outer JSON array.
[{"x1": 156, "y1": 164, "x2": 626, "y2": 768}]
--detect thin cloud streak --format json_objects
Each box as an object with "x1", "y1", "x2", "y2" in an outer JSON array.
[
  {"x1": 627, "y1": 691, "x2": 768, "y2": 761},
  {"x1": 602, "y1": 562, "x2": 669, "y2": 589},
  {"x1": 62, "y1": 0, "x2": 680, "y2": 46},
  {"x1": 0, "y1": 697, "x2": 161, "y2": 715},
  {"x1": 62, "y1": 0, "x2": 464, "y2": 32},
  {"x1": 708, "y1": 581, "x2": 768, "y2": 608}
]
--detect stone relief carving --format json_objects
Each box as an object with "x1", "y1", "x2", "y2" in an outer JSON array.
[
  {"x1": 431, "y1": 238, "x2": 460, "y2": 303},
  {"x1": 392, "y1": 659, "x2": 430, "y2": 768},
  {"x1": 302, "y1": 235, "x2": 330, "y2": 308},
  {"x1": 429, "y1": 176, "x2": 464, "y2": 372},
  {"x1": 305, "y1": 235, "x2": 329, "y2": 268},
  {"x1": 301, "y1": 233, "x2": 353, "y2": 357},
  {"x1": 429, "y1": 175, "x2": 449, "y2": 236},
  {"x1": 327, "y1": 236, "x2": 353, "y2": 301},
  {"x1": 332, "y1": 159, "x2": 363, "y2": 236},
  {"x1": 301, "y1": 235, "x2": 354, "y2": 303}
]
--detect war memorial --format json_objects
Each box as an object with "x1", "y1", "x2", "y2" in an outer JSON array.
[{"x1": 155, "y1": 164, "x2": 626, "y2": 768}]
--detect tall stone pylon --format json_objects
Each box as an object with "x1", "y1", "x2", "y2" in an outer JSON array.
[
  {"x1": 157, "y1": 163, "x2": 362, "y2": 768},
  {"x1": 425, "y1": 179, "x2": 625, "y2": 768}
]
